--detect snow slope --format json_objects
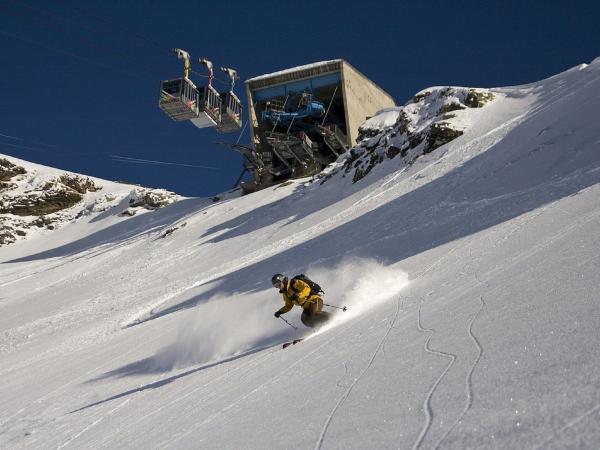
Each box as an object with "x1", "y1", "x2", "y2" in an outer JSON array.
[{"x1": 1, "y1": 57, "x2": 599, "y2": 449}]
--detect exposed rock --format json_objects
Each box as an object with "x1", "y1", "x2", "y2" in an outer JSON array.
[
  {"x1": 0, "y1": 158, "x2": 26, "y2": 181},
  {"x1": 0, "y1": 228, "x2": 16, "y2": 246},
  {"x1": 425, "y1": 123, "x2": 464, "y2": 154},
  {"x1": 352, "y1": 152, "x2": 384, "y2": 183},
  {"x1": 0, "y1": 215, "x2": 56, "y2": 246},
  {"x1": 438, "y1": 103, "x2": 466, "y2": 115},
  {"x1": 58, "y1": 174, "x2": 101, "y2": 194},
  {"x1": 356, "y1": 127, "x2": 383, "y2": 141},
  {"x1": 0, "y1": 157, "x2": 181, "y2": 247},
  {"x1": 440, "y1": 87, "x2": 456, "y2": 97},
  {"x1": 32, "y1": 216, "x2": 57, "y2": 228},
  {"x1": 342, "y1": 149, "x2": 362, "y2": 174},
  {"x1": 412, "y1": 91, "x2": 431, "y2": 103},
  {"x1": 1, "y1": 184, "x2": 82, "y2": 216},
  {"x1": 161, "y1": 221, "x2": 187, "y2": 238},
  {"x1": 129, "y1": 188, "x2": 177, "y2": 209},
  {"x1": 322, "y1": 84, "x2": 497, "y2": 186},
  {"x1": 122, "y1": 188, "x2": 179, "y2": 216},
  {"x1": 385, "y1": 145, "x2": 402, "y2": 159},
  {"x1": 464, "y1": 89, "x2": 495, "y2": 108},
  {"x1": 0, "y1": 181, "x2": 17, "y2": 192},
  {"x1": 408, "y1": 133, "x2": 425, "y2": 149}
]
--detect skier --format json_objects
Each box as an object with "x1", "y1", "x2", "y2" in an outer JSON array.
[{"x1": 272, "y1": 273, "x2": 329, "y2": 328}]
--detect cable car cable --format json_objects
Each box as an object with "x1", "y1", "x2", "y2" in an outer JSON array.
[
  {"x1": 189, "y1": 68, "x2": 230, "y2": 87},
  {"x1": 1, "y1": 0, "x2": 164, "y2": 77},
  {"x1": 65, "y1": 2, "x2": 173, "y2": 54},
  {"x1": 236, "y1": 120, "x2": 248, "y2": 145},
  {"x1": 0, "y1": 28, "x2": 149, "y2": 81}
]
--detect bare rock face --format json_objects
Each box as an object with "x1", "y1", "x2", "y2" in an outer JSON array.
[
  {"x1": 0, "y1": 158, "x2": 26, "y2": 181},
  {"x1": 412, "y1": 90, "x2": 431, "y2": 103},
  {"x1": 438, "y1": 102, "x2": 466, "y2": 115},
  {"x1": 0, "y1": 220, "x2": 19, "y2": 246},
  {"x1": 1, "y1": 186, "x2": 83, "y2": 216},
  {"x1": 464, "y1": 89, "x2": 495, "y2": 108},
  {"x1": 425, "y1": 122, "x2": 464, "y2": 154},
  {"x1": 58, "y1": 174, "x2": 101, "y2": 194}
]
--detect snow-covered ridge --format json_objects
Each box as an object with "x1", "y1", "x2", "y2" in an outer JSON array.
[{"x1": 0, "y1": 155, "x2": 181, "y2": 246}]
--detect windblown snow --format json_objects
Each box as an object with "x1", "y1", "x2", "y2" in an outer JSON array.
[{"x1": 1, "y1": 57, "x2": 600, "y2": 449}]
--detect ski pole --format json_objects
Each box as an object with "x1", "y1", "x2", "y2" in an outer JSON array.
[
  {"x1": 279, "y1": 315, "x2": 298, "y2": 330},
  {"x1": 324, "y1": 303, "x2": 348, "y2": 312}
]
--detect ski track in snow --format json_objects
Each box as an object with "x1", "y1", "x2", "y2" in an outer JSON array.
[
  {"x1": 55, "y1": 399, "x2": 132, "y2": 450},
  {"x1": 0, "y1": 333, "x2": 167, "y2": 446},
  {"x1": 412, "y1": 303, "x2": 457, "y2": 450},
  {"x1": 533, "y1": 404, "x2": 600, "y2": 450},
  {"x1": 55, "y1": 346, "x2": 277, "y2": 448},
  {"x1": 314, "y1": 297, "x2": 402, "y2": 450},
  {"x1": 0, "y1": 227, "x2": 154, "y2": 288},
  {"x1": 163, "y1": 324, "x2": 350, "y2": 448},
  {"x1": 434, "y1": 296, "x2": 485, "y2": 449},
  {"x1": 97, "y1": 344, "x2": 280, "y2": 442}
]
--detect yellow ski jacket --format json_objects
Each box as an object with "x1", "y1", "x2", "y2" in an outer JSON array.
[{"x1": 276, "y1": 277, "x2": 321, "y2": 315}]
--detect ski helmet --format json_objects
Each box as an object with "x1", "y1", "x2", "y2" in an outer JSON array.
[{"x1": 271, "y1": 273, "x2": 285, "y2": 287}]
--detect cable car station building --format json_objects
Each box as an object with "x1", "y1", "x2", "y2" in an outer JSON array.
[
  {"x1": 243, "y1": 60, "x2": 395, "y2": 192},
  {"x1": 158, "y1": 55, "x2": 395, "y2": 193}
]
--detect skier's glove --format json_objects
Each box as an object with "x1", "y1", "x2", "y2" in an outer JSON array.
[{"x1": 274, "y1": 311, "x2": 281, "y2": 318}]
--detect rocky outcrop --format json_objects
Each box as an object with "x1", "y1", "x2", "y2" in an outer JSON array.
[
  {"x1": 0, "y1": 174, "x2": 101, "y2": 217},
  {"x1": 121, "y1": 188, "x2": 179, "y2": 216},
  {"x1": 0, "y1": 158, "x2": 26, "y2": 181},
  {"x1": 323, "y1": 85, "x2": 496, "y2": 184},
  {"x1": 58, "y1": 174, "x2": 101, "y2": 194},
  {"x1": 464, "y1": 89, "x2": 495, "y2": 108},
  {"x1": 425, "y1": 122, "x2": 464, "y2": 154},
  {"x1": 0, "y1": 157, "x2": 183, "y2": 246},
  {"x1": 1, "y1": 186, "x2": 83, "y2": 216}
]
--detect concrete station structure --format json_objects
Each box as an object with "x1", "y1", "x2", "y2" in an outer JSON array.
[{"x1": 242, "y1": 60, "x2": 396, "y2": 192}]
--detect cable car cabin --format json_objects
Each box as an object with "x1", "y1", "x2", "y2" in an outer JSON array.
[
  {"x1": 158, "y1": 77, "x2": 199, "y2": 121},
  {"x1": 189, "y1": 84, "x2": 222, "y2": 129},
  {"x1": 216, "y1": 91, "x2": 243, "y2": 133}
]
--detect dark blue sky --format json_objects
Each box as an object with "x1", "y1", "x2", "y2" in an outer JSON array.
[{"x1": 0, "y1": 0, "x2": 598, "y2": 196}]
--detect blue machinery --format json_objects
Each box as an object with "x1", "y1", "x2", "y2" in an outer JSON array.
[
  {"x1": 251, "y1": 86, "x2": 349, "y2": 189},
  {"x1": 260, "y1": 92, "x2": 326, "y2": 127}
]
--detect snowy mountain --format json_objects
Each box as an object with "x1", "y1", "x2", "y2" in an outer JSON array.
[
  {"x1": 1, "y1": 57, "x2": 600, "y2": 449},
  {"x1": 0, "y1": 156, "x2": 180, "y2": 246}
]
